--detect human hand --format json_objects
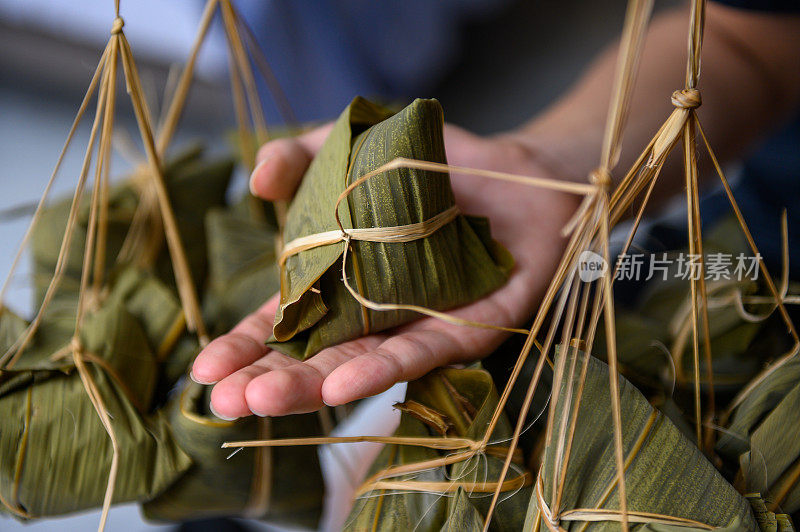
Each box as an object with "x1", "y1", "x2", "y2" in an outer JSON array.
[{"x1": 191, "y1": 123, "x2": 580, "y2": 419}]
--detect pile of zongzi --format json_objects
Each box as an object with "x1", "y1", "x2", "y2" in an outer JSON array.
[{"x1": 0, "y1": 149, "x2": 325, "y2": 528}]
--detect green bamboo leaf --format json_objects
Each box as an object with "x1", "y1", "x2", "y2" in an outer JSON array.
[
  {"x1": 717, "y1": 357, "x2": 800, "y2": 460},
  {"x1": 203, "y1": 201, "x2": 280, "y2": 335},
  {"x1": 440, "y1": 488, "x2": 484, "y2": 532},
  {"x1": 740, "y1": 380, "x2": 800, "y2": 513},
  {"x1": 31, "y1": 146, "x2": 233, "y2": 304}
]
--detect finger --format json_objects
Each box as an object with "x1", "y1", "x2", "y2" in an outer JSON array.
[
  {"x1": 191, "y1": 294, "x2": 280, "y2": 384},
  {"x1": 249, "y1": 123, "x2": 333, "y2": 200},
  {"x1": 244, "y1": 335, "x2": 385, "y2": 416},
  {"x1": 320, "y1": 281, "x2": 531, "y2": 407},
  {"x1": 209, "y1": 352, "x2": 297, "y2": 420},
  {"x1": 320, "y1": 327, "x2": 465, "y2": 406}
]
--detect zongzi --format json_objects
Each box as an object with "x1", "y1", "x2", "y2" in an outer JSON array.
[
  {"x1": 267, "y1": 97, "x2": 513, "y2": 360},
  {"x1": 526, "y1": 344, "x2": 757, "y2": 530},
  {"x1": 0, "y1": 298, "x2": 191, "y2": 518},
  {"x1": 344, "y1": 367, "x2": 531, "y2": 532},
  {"x1": 142, "y1": 381, "x2": 324, "y2": 528}
]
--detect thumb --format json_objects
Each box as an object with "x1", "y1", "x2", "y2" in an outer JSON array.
[{"x1": 249, "y1": 122, "x2": 333, "y2": 200}]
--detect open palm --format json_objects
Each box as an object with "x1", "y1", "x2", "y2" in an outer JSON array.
[{"x1": 191, "y1": 124, "x2": 578, "y2": 419}]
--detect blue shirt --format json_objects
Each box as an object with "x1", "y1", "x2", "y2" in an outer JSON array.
[{"x1": 705, "y1": 0, "x2": 800, "y2": 278}]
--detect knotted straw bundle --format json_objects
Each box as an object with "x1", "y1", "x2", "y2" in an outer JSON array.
[{"x1": 266, "y1": 97, "x2": 513, "y2": 360}]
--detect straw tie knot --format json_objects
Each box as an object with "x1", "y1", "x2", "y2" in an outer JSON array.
[
  {"x1": 110, "y1": 17, "x2": 124, "y2": 35},
  {"x1": 671, "y1": 88, "x2": 701, "y2": 109},
  {"x1": 589, "y1": 167, "x2": 612, "y2": 187},
  {"x1": 535, "y1": 469, "x2": 560, "y2": 528},
  {"x1": 70, "y1": 336, "x2": 83, "y2": 355}
]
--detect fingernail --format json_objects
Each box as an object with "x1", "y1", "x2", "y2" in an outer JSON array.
[
  {"x1": 209, "y1": 402, "x2": 238, "y2": 422},
  {"x1": 250, "y1": 407, "x2": 268, "y2": 418},
  {"x1": 249, "y1": 154, "x2": 272, "y2": 196},
  {"x1": 189, "y1": 370, "x2": 216, "y2": 385}
]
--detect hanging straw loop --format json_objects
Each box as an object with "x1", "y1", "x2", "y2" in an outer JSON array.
[
  {"x1": 671, "y1": 88, "x2": 701, "y2": 109},
  {"x1": 110, "y1": 17, "x2": 124, "y2": 35}
]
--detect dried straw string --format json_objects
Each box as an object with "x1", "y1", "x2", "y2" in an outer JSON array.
[
  {"x1": 477, "y1": 190, "x2": 603, "y2": 529},
  {"x1": 731, "y1": 215, "x2": 800, "y2": 319},
  {"x1": 682, "y1": 98, "x2": 716, "y2": 446},
  {"x1": 279, "y1": 157, "x2": 594, "y2": 268},
  {"x1": 281, "y1": 205, "x2": 460, "y2": 267},
  {"x1": 606, "y1": 0, "x2": 797, "y2": 453},
  {"x1": 536, "y1": 6, "x2": 726, "y2": 527},
  {"x1": 155, "y1": 0, "x2": 289, "y2": 239},
  {"x1": 219, "y1": 0, "x2": 267, "y2": 148},
  {"x1": 694, "y1": 115, "x2": 799, "y2": 345},
  {"x1": 223, "y1": 435, "x2": 484, "y2": 451},
  {"x1": 546, "y1": 242, "x2": 598, "y2": 513},
  {"x1": 0, "y1": 0, "x2": 291, "y2": 523},
  {"x1": 483, "y1": 0, "x2": 657, "y2": 526},
  {"x1": 67, "y1": 23, "x2": 122, "y2": 532},
  {"x1": 223, "y1": 1, "x2": 792, "y2": 519},
  {"x1": 474, "y1": 185, "x2": 604, "y2": 524},
  {"x1": 693, "y1": 116, "x2": 800, "y2": 424},
  {"x1": 117, "y1": 27, "x2": 210, "y2": 347},
  {"x1": 155, "y1": 0, "x2": 218, "y2": 155},
  {"x1": 0, "y1": 46, "x2": 110, "y2": 368},
  {"x1": 347, "y1": 376, "x2": 536, "y2": 506},
  {"x1": 356, "y1": 472, "x2": 532, "y2": 497},
  {"x1": 536, "y1": 0, "x2": 800, "y2": 526},
  {"x1": 353, "y1": 447, "x2": 531, "y2": 497},
  {"x1": 218, "y1": 0, "x2": 289, "y2": 235},
  {"x1": 549, "y1": 219, "x2": 637, "y2": 528}
]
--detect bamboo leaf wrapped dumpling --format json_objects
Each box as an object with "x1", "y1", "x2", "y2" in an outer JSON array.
[
  {"x1": 267, "y1": 97, "x2": 513, "y2": 359},
  {"x1": 203, "y1": 200, "x2": 280, "y2": 336},
  {"x1": 344, "y1": 367, "x2": 531, "y2": 531},
  {"x1": 0, "y1": 301, "x2": 191, "y2": 518},
  {"x1": 525, "y1": 345, "x2": 757, "y2": 531},
  {"x1": 141, "y1": 381, "x2": 324, "y2": 528}
]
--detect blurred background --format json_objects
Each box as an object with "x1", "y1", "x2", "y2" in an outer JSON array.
[{"x1": 0, "y1": 0, "x2": 675, "y2": 530}]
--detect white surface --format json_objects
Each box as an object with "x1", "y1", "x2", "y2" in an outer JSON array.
[{"x1": 320, "y1": 384, "x2": 405, "y2": 531}]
